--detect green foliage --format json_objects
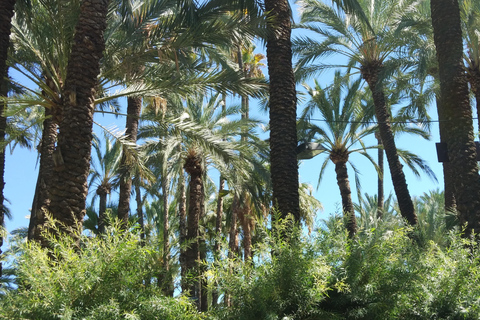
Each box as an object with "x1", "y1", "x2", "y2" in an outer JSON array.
[
  {"x1": 3, "y1": 206, "x2": 480, "y2": 320},
  {"x1": 0, "y1": 221, "x2": 203, "y2": 320},
  {"x1": 214, "y1": 216, "x2": 480, "y2": 320},
  {"x1": 215, "y1": 217, "x2": 338, "y2": 320}
]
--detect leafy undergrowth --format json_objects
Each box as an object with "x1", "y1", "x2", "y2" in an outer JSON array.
[{"x1": 1, "y1": 217, "x2": 480, "y2": 319}]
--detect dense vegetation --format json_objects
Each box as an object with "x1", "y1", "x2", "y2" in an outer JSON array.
[{"x1": 0, "y1": 0, "x2": 480, "y2": 318}]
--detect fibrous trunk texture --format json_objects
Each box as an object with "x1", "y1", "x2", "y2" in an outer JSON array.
[
  {"x1": 333, "y1": 159, "x2": 357, "y2": 237},
  {"x1": 0, "y1": 0, "x2": 16, "y2": 280},
  {"x1": 431, "y1": 0, "x2": 480, "y2": 235},
  {"x1": 162, "y1": 177, "x2": 173, "y2": 296},
  {"x1": 435, "y1": 97, "x2": 456, "y2": 212},
  {"x1": 97, "y1": 186, "x2": 109, "y2": 234},
  {"x1": 184, "y1": 151, "x2": 204, "y2": 309},
  {"x1": 118, "y1": 96, "x2": 142, "y2": 225},
  {"x1": 135, "y1": 181, "x2": 145, "y2": 242},
  {"x1": 47, "y1": 0, "x2": 109, "y2": 236},
  {"x1": 178, "y1": 166, "x2": 187, "y2": 293},
  {"x1": 376, "y1": 132, "x2": 384, "y2": 218},
  {"x1": 29, "y1": 108, "x2": 57, "y2": 244},
  {"x1": 265, "y1": 0, "x2": 300, "y2": 221},
  {"x1": 211, "y1": 176, "x2": 224, "y2": 306},
  {"x1": 362, "y1": 64, "x2": 417, "y2": 226}
]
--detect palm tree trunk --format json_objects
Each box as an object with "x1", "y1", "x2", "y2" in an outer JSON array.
[
  {"x1": 0, "y1": 0, "x2": 16, "y2": 279},
  {"x1": 184, "y1": 151, "x2": 204, "y2": 308},
  {"x1": 97, "y1": 189, "x2": 108, "y2": 234},
  {"x1": 362, "y1": 66, "x2": 417, "y2": 226},
  {"x1": 211, "y1": 176, "x2": 224, "y2": 306},
  {"x1": 29, "y1": 107, "x2": 57, "y2": 243},
  {"x1": 434, "y1": 97, "x2": 456, "y2": 212},
  {"x1": 118, "y1": 96, "x2": 142, "y2": 225},
  {"x1": 265, "y1": 0, "x2": 300, "y2": 221},
  {"x1": 237, "y1": 48, "x2": 253, "y2": 262},
  {"x1": 225, "y1": 194, "x2": 239, "y2": 308},
  {"x1": 241, "y1": 204, "x2": 252, "y2": 261},
  {"x1": 467, "y1": 63, "x2": 480, "y2": 133},
  {"x1": 199, "y1": 235, "x2": 208, "y2": 311},
  {"x1": 376, "y1": 132, "x2": 384, "y2": 218},
  {"x1": 161, "y1": 176, "x2": 173, "y2": 296},
  {"x1": 431, "y1": 0, "x2": 480, "y2": 235},
  {"x1": 333, "y1": 160, "x2": 357, "y2": 237},
  {"x1": 47, "y1": 0, "x2": 109, "y2": 235},
  {"x1": 178, "y1": 165, "x2": 188, "y2": 294},
  {"x1": 135, "y1": 180, "x2": 145, "y2": 243},
  {"x1": 228, "y1": 195, "x2": 239, "y2": 259}
]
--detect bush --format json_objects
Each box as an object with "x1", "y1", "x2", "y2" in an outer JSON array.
[
  {"x1": 215, "y1": 217, "x2": 480, "y2": 320},
  {"x1": 0, "y1": 221, "x2": 203, "y2": 320}
]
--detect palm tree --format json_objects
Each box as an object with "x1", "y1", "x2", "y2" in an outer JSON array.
[
  {"x1": 294, "y1": 0, "x2": 418, "y2": 226},
  {"x1": 430, "y1": 0, "x2": 480, "y2": 235},
  {"x1": 88, "y1": 134, "x2": 121, "y2": 233},
  {"x1": 358, "y1": 73, "x2": 436, "y2": 218},
  {"x1": 265, "y1": 0, "x2": 300, "y2": 221},
  {"x1": 141, "y1": 92, "x2": 255, "y2": 308},
  {"x1": 45, "y1": 0, "x2": 110, "y2": 234},
  {"x1": 298, "y1": 72, "x2": 379, "y2": 237},
  {"x1": 0, "y1": 0, "x2": 16, "y2": 279},
  {"x1": 398, "y1": 1, "x2": 457, "y2": 212},
  {"x1": 461, "y1": 0, "x2": 480, "y2": 129}
]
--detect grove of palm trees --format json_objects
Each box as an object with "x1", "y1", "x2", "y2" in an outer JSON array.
[{"x1": 1, "y1": 0, "x2": 480, "y2": 318}]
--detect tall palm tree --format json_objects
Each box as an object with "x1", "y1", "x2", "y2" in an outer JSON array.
[
  {"x1": 46, "y1": 0, "x2": 110, "y2": 234},
  {"x1": 0, "y1": 0, "x2": 16, "y2": 278},
  {"x1": 461, "y1": 0, "x2": 480, "y2": 129},
  {"x1": 294, "y1": 0, "x2": 418, "y2": 226},
  {"x1": 140, "y1": 92, "x2": 255, "y2": 308},
  {"x1": 358, "y1": 73, "x2": 436, "y2": 217},
  {"x1": 431, "y1": 0, "x2": 480, "y2": 235},
  {"x1": 398, "y1": 0, "x2": 457, "y2": 212},
  {"x1": 298, "y1": 72, "x2": 378, "y2": 237},
  {"x1": 265, "y1": 0, "x2": 300, "y2": 221}
]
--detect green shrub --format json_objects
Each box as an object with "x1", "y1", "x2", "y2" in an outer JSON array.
[{"x1": 0, "y1": 221, "x2": 203, "y2": 320}]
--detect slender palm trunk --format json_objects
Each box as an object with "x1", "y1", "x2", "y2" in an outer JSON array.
[
  {"x1": 118, "y1": 96, "x2": 142, "y2": 225},
  {"x1": 178, "y1": 165, "x2": 188, "y2": 294},
  {"x1": 225, "y1": 194, "x2": 239, "y2": 308},
  {"x1": 199, "y1": 235, "x2": 208, "y2": 311},
  {"x1": 333, "y1": 160, "x2": 357, "y2": 237},
  {"x1": 161, "y1": 177, "x2": 173, "y2": 296},
  {"x1": 241, "y1": 203, "x2": 252, "y2": 260},
  {"x1": 47, "y1": 0, "x2": 109, "y2": 235},
  {"x1": 0, "y1": 0, "x2": 16, "y2": 278},
  {"x1": 184, "y1": 151, "x2": 204, "y2": 308},
  {"x1": 265, "y1": 0, "x2": 300, "y2": 221},
  {"x1": 211, "y1": 176, "x2": 224, "y2": 306},
  {"x1": 237, "y1": 48, "x2": 253, "y2": 262},
  {"x1": 376, "y1": 133, "x2": 384, "y2": 218},
  {"x1": 431, "y1": 0, "x2": 480, "y2": 234},
  {"x1": 228, "y1": 195, "x2": 239, "y2": 259},
  {"x1": 135, "y1": 181, "x2": 145, "y2": 243},
  {"x1": 362, "y1": 65, "x2": 417, "y2": 226},
  {"x1": 97, "y1": 188, "x2": 108, "y2": 233}
]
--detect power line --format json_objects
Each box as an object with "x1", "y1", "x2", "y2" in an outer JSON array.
[{"x1": 301, "y1": 117, "x2": 480, "y2": 125}]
